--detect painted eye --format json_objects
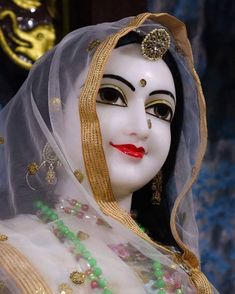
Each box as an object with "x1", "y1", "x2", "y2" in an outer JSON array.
[
  {"x1": 97, "y1": 85, "x2": 127, "y2": 107},
  {"x1": 146, "y1": 101, "x2": 173, "y2": 122}
]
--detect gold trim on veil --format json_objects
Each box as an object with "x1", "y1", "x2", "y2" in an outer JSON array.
[{"x1": 0, "y1": 236, "x2": 52, "y2": 293}]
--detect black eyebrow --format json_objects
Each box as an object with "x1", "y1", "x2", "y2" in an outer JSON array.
[
  {"x1": 149, "y1": 90, "x2": 175, "y2": 102},
  {"x1": 103, "y1": 74, "x2": 135, "y2": 92}
]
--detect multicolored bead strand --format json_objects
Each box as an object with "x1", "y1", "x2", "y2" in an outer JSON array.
[
  {"x1": 152, "y1": 253, "x2": 183, "y2": 293},
  {"x1": 36, "y1": 199, "x2": 184, "y2": 294},
  {"x1": 35, "y1": 200, "x2": 112, "y2": 294},
  {"x1": 64, "y1": 200, "x2": 184, "y2": 294}
]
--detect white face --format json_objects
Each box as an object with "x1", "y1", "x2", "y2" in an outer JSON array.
[{"x1": 96, "y1": 44, "x2": 176, "y2": 199}]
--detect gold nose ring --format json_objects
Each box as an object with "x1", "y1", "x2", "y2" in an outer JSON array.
[{"x1": 147, "y1": 118, "x2": 152, "y2": 129}]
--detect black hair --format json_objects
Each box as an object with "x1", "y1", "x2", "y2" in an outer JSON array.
[{"x1": 115, "y1": 31, "x2": 184, "y2": 247}]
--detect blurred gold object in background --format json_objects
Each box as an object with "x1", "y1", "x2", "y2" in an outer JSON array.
[
  {"x1": 0, "y1": 1, "x2": 55, "y2": 70},
  {"x1": 12, "y1": 0, "x2": 41, "y2": 10}
]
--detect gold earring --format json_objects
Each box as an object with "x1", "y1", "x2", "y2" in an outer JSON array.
[
  {"x1": 26, "y1": 143, "x2": 61, "y2": 190},
  {"x1": 151, "y1": 171, "x2": 163, "y2": 205},
  {"x1": 42, "y1": 143, "x2": 61, "y2": 185}
]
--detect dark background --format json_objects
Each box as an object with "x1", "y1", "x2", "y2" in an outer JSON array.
[{"x1": 0, "y1": 1, "x2": 234, "y2": 292}]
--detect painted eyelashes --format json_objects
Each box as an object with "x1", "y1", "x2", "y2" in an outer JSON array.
[
  {"x1": 97, "y1": 84, "x2": 127, "y2": 107},
  {"x1": 97, "y1": 84, "x2": 175, "y2": 122}
]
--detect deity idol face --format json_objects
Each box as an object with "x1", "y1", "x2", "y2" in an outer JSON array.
[{"x1": 96, "y1": 44, "x2": 176, "y2": 199}]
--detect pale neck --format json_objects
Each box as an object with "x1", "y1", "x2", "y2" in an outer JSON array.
[{"x1": 117, "y1": 193, "x2": 132, "y2": 213}]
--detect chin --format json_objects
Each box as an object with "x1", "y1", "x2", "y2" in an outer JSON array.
[
  {"x1": 110, "y1": 172, "x2": 152, "y2": 198},
  {"x1": 106, "y1": 157, "x2": 163, "y2": 198}
]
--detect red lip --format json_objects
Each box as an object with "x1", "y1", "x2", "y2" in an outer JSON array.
[{"x1": 110, "y1": 142, "x2": 145, "y2": 159}]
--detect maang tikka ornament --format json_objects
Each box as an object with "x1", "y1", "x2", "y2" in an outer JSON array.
[
  {"x1": 141, "y1": 28, "x2": 170, "y2": 61},
  {"x1": 27, "y1": 142, "x2": 61, "y2": 189}
]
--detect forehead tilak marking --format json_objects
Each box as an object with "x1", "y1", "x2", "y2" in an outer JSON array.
[{"x1": 139, "y1": 79, "x2": 147, "y2": 87}]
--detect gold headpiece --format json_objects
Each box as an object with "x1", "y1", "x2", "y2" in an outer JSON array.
[{"x1": 141, "y1": 28, "x2": 170, "y2": 61}]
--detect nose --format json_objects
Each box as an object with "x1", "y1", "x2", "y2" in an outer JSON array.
[{"x1": 124, "y1": 101, "x2": 149, "y2": 140}]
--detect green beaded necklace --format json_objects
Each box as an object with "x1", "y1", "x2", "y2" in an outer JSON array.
[
  {"x1": 35, "y1": 200, "x2": 112, "y2": 294},
  {"x1": 35, "y1": 199, "x2": 184, "y2": 294}
]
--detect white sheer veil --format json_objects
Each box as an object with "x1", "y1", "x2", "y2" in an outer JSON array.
[{"x1": 0, "y1": 13, "x2": 217, "y2": 294}]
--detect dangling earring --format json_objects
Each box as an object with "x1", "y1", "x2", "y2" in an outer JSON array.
[
  {"x1": 42, "y1": 143, "x2": 61, "y2": 185},
  {"x1": 151, "y1": 171, "x2": 163, "y2": 205},
  {"x1": 26, "y1": 143, "x2": 61, "y2": 190}
]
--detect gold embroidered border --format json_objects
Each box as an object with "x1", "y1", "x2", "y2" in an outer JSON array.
[
  {"x1": 79, "y1": 12, "x2": 211, "y2": 294},
  {"x1": 0, "y1": 241, "x2": 52, "y2": 293},
  {"x1": 79, "y1": 13, "x2": 158, "y2": 247}
]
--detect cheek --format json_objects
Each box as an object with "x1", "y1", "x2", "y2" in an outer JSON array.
[
  {"x1": 149, "y1": 120, "x2": 171, "y2": 166},
  {"x1": 96, "y1": 105, "x2": 127, "y2": 141}
]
